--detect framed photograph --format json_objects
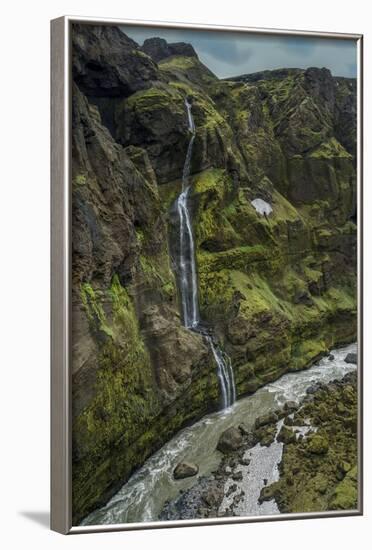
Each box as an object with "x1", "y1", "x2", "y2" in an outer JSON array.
[{"x1": 51, "y1": 16, "x2": 363, "y2": 534}]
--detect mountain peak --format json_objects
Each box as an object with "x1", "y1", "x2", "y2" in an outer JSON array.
[{"x1": 141, "y1": 37, "x2": 198, "y2": 63}]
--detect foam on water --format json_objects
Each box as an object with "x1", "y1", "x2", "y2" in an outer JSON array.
[{"x1": 81, "y1": 342, "x2": 357, "y2": 525}]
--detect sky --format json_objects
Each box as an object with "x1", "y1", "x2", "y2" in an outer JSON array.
[{"x1": 121, "y1": 25, "x2": 357, "y2": 79}]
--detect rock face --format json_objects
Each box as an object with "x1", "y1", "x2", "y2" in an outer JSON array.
[
  {"x1": 71, "y1": 24, "x2": 357, "y2": 524},
  {"x1": 173, "y1": 462, "x2": 199, "y2": 480},
  {"x1": 72, "y1": 24, "x2": 158, "y2": 98}
]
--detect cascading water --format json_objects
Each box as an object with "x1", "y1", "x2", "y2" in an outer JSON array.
[
  {"x1": 175, "y1": 98, "x2": 236, "y2": 409},
  {"x1": 176, "y1": 100, "x2": 199, "y2": 328},
  {"x1": 207, "y1": 336, "x2": 236, "y2": 409}
]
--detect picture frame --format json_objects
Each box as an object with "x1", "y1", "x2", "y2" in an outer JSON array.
[{"x1": 51, "y1": 15, "x2": 363, "y2": 534}]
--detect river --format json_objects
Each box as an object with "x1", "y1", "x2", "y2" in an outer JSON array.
[{"x1": 81, "y1": 342, "x2": 357, "y2": 526}]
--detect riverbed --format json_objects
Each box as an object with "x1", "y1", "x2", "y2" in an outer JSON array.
[{"x1": 81, "y1": 342, "x2": 357, "y2": 526}]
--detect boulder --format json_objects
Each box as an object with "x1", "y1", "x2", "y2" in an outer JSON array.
[
  {"x1": 278, "y1": 425, "x2": 296, "y2": 444},
  {"x1": 254, "y1": 425, "x2": 277, "y2": 447},
  {"x1": 306, "y1": 383, "x2": 321, "y2": 395},
  {"x1": 232, "y1": 471, "x2": 243, "y2": 482},
  {"x1": 173, "y1": 461, "x2": 199, "y2": 480},
  {"x1": 217, "y1": 427, "x2": 243, "y2": 453},
  {"x1": 284, "y1": 401, "x2": 298, "y2": 412},
  {"x1": 345, "y1": 352, "x2": 357, "y2": 364},
  {"x1": 202, "y1": 485, "x2": 224, "y2": 508},
  {"x1": 238, "y1": 423, "x2": 250, "y2": 436},
  {"x1": 307, "y1": 434, "x2": 329, "y2": 455},
  {"x1": 254, "y1": 412, "x2": 278, "y2": 429},
  {"x1": 259, "y1": 482, "x2": 279, "y2": 503}
]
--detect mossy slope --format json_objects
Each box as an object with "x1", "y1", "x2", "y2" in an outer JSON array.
[{"x1": 71, "y1": 25, "x2": 357, "y2": 524}]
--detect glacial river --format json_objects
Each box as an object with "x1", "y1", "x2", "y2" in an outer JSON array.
[{"x1": 82, "y1": 342, "x2": 357, "y2": 526}]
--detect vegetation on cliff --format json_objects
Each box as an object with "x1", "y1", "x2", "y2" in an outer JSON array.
[{"x1": 71, "y1": 23, "x2": 357, "y2": 524}]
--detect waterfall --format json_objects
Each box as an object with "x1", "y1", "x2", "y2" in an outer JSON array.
[
  {"x1": 207, "y1": 336, "x2": 236, "y2": 410},
  {"x1": 176, "y1": 99, "x2": 199, "y2": 328},
  {"x1": 174, "y1": 98, "x2": 236, "y2": 409}
]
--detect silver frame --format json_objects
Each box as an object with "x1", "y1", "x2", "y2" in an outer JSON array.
[{"x1": 51, "y1": 15, "x2": 363, "y2": 534}]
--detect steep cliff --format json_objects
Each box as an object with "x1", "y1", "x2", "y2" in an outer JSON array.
[{"x1": 71, "y1": 24, "x2": 357, "y2": 524}]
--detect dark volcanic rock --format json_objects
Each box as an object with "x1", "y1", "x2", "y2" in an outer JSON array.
[
  {"x1": 254, "y1": 424, "x2": 277, "y2": 447},
  {"x1": 345, "y1": 352, "x2": 357, "y2": 364},
  {"x1": 203, "y1": 485, "x2": 224, "y2": 507},
  {"x1": 232, "y1": 471, "x2": 243, "y2": 482},
  {"x1": 141, "y1": 37, "x2": 198, "y2": 62},
  {"x1": 277, "y1": 425, "x2": 296, "y2": 445},
  {"x1": 173, "y1": 462, "x2": 199, "y2": 480},
  {"x1": 284, "y1": 401, "x2": 299, "y2": 413},
  {"x1": 160, "y1": 477, "x2": 224, "y2": 520},
  {"x1": 255, "y1": 412, "x2": 278, "y2": 428},
  {"x1": 72, "y1": 24, "x2": 158, "y2": 98},
  {"x1": 217, "y1": 427, "x2": 243, "y2": 453}
]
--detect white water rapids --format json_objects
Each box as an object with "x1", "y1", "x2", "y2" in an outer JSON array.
[{"x1": 81, "y1": 342, "x2": 357, "y2": 525}]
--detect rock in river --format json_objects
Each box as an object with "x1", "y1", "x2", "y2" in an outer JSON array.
[
  {"x1": 254, "y1": 412, "x2": 278, "y2": 428},
  {"x1": 284, "y1": 401, "x2": 299, "y2": 412},
  {"x1": 173, "y1": 462, "x2": 199, "y2": 480},
  {"x1": 217, "y1": 427, "x2": 243, "y2": 453},
  {"x1": 345, "y1": 352, "x2": 357, "y2": 364}
]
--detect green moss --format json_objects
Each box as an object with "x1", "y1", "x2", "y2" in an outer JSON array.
[
  {"x1": 309, "y1": 137, "x2": 352, "y2": 159},
  {"x1": 266, "y1": 374, "x2": 358, "y2": 513},
  {"x1": 194, "y1": 168, "x2": 227, "y2": 196},
  {"x1": 73, "y1": 275, "x2": 162, "y2": 521},
  {"x1": 169, "y1": 80, "x2": 195, "y2": 96},
  {"x1": 158, "y1": 179, "x2": 182, "y2": 210},
  {"x1": 74, "y1": 173, "x2": 87, "y2": 186},
  {"x1": 124, "y1": 86, "x2": 183, "y2": 114},
  {"x1": 198, "y1": 245, "x2": 272, "y2": 275},
  {"x1": 330, "y1": 466, "x2": 358, "y2": 510},
  {"x1": 159, "y1": 55, "x2": 199, "y2": 71},
  {"x1": 192, "y1": 169, "x2": 241, "y2": 250},
  {"x1": 139, "y1": 253, "x2": 176, "y2": 300},
  {"x1": 81, "y1": 283, "x2": 113, "y2": 338},
  {"x1": 307, "y1": 434, "x2": 329, "y2": 455}
]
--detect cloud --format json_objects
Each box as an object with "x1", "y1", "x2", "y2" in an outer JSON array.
[{"x1": 120, "y1": 25, "x2": 357, "y2": 78}]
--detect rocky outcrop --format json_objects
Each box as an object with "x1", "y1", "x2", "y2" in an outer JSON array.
[
  {"x1": 72, "y1": 24, "x2": 158, "y2": 98},
  {"x1": 263, "y1": 372, "x2": 358, "y2": 512},
  {"x1": 71, "y1": 24, "x2": 357, "y2": 524},
  {"x1": 141, "y1": 37, "x2": 198, "y2": 62}
]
